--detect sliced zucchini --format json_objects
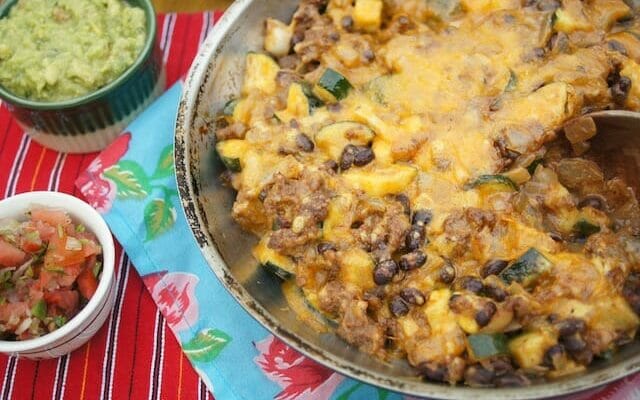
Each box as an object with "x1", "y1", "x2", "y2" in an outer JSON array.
[
  {"x1": 505, "y1": 70, "x2": 518, "y2": 92},
  {"x1": 467, "y1": 333, "x2": 510, "y2": 361},
  {"x1": 342, "y1": 165, "x2": 418, "y2": 197},
  {"x1": 301, "y1": 82, "x2": 325, "y2": 111},
  {"x1": 573, "y1": 219, "x2": 600, "y2": 238},
  {"x1": 223, "y1": 99, "x2": 239, "y2": 116},
  {"x1": 242, "y1": 52, "x2": 280, "y2": 96},
  {"x1": 353, "y1": 0, "x2": 383, "y2": 32},
  {"x1": 323, "y1": 194, "x2": 354, "y2": 243},
  {"x1": 275, "y1": 83, "x2": 310, "y2": 123},
  {"x1": 339, "y1": 248, "x2": 375, "y2": 290},
  {"x1": 303, "y1": 287, "x2": 338, "y2": 326},
  {"x1": 464, "y1": 174, "x2": 518, "y2": 192},
  {"x1": 282, "y1": 281, "x2": 330, "y2": 332},
  {"x1": 499, "y1": 248, "x2": 552, "y2": 288},
  {"x1": 364, "y1": 75, "x2": 391, "y2": 105},
  {"x1": 315, "y1": 121, "x2": 375, "y2": 160},
  {"x1": 253, "y1": 237, "x2": 296, "y2": 279},
  {"x1": 372, "y1": 138, "x2": 393, "y2": 165},
  {"x1": 216, "y1": 139, "x2": 249, "y2": 172},
  {"x1": 526, "y1": 159, "x2": 543, "y2": 175},
  {"x1": 508, "y1": 330, "x2": 556, "y2": 370},
  {"x1": 553, "y1": 5, "x2": 591, "y2": 33},
  {"x1": 316, "y1": 68, "x2": 353, "y2": 102}
]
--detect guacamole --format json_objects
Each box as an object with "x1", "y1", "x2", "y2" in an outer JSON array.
[{"x1": 0, "y1": 0, "x2": 146, "y2": 102}]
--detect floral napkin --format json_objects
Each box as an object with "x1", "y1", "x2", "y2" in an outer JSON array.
[{"x1": 75, "y1": 83, "x2": 640, "y2": 400}]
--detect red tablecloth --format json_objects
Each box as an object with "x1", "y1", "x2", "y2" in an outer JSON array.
[{"x1": 0, "y1": 12, "x2": 220, "y2": 400}]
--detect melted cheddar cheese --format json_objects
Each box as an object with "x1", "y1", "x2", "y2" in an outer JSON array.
[{"x1": 213, "y1": 0, "x2": 640, "y2": 386}]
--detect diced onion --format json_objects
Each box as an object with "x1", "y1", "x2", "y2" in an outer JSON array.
[
  {"x1": 563, "y1": 116, "x2": 596, "y2": 144},
  {"x1": 264, "y1": 18, "x2": 293, "y2": 58},
  {"x1": 15, "y1": 318, "x2": 32, "y2": 335},
  {"x1": 65, "y1": 236, "x2": 83, "y2": 251}
]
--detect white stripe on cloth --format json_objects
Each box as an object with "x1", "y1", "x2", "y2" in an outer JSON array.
[
  {"x1": 162, "y1": 14, "x2": 177, "y2": 64},
  {"x1": 99, "y1": 253, "x2": 131, "y2": 400},
  {"x1": 4, "y1": 133, "x2": 31, "y2": 198}
]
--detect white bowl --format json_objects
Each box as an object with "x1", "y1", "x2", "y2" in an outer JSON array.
[{"x1": 0, "y1": 191, "x2": 116, "y2": 359}]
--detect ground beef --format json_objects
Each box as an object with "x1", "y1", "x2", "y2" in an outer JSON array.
[
  {"x1": 336, "y1": 299, "x2": 385, "y2": 355},
  {"x1": 263, "y1": 169, "x2": 331, "y2": 255},
  {"x1": 352, "y1": 200, "x2": 411, "y2": 257},
  {"x1": 215, "y1": 122, "x2": 247, "y2": 141},
  {"x1": 443, "y1": 208, "x2": 497, "y2": 257},
  {"x1": 292, "y1": 1, "x2": 337, "y2": 65}
]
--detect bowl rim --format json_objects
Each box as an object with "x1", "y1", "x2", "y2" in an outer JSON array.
[
  {"x1": 0, "y1": 0, "x2": 157, "y2": 110},
  {"x1": 174, "y1": 0, "x2": 640, "y2": 398},
  {"x1": 0, "y1": 191, "x2": 116, "y2": 353}
]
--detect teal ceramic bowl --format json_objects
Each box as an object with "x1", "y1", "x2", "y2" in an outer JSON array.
[{"x1": 0, "y1": 0, "x2": 165, "y2": 154}]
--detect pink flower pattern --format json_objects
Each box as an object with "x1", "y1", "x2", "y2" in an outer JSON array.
[
  {"x1": 76, "y1": 132, "x2": 132, "y2": 214},
  {"x1": 254, "y1": 335, "x2": 344, "y2": 400},
  {"x1": 142, "y1": 271, "x2": 200, "y2": 332}
]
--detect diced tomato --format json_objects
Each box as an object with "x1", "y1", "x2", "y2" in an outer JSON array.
[
  {"x1": 82, "y1": 239, "x2": 100, "y2": 258},
  {"x1": 0, "y1": 238, "x2": 27, "y2": 268},
  {"x1": 77, "y1": 267, "x2": 98, "y2": 300},
  {"x1": 19, "y1": 228, "x2": 43, "y2": 253},
  {"x1": 45, "y1": 231, "x2": 86, "y2": 268},
  {"x1": 30, "y1": 208, "x2": 71, "y2": 228},
  {"x1": 39, "y1": 263, "x2": 82, "y2": 290},
  {"x1": 29, "y1": 220, "x2": 56, "y2": 242},
  {"x1": 44, "y1": 290, "x2": 79, "y2": 316},
  {"x1": 0, "y1": 302, "x2": 28, "y2": 324}
]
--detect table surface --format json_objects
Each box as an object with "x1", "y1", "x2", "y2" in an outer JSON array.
[{"x1": 0, "y1": 9, "x2": 224, "y2": 400}]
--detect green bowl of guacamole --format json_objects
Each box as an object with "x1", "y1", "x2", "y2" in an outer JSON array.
[{"x1": 0, "y1": 0, "x2": 164, "y2": 153}]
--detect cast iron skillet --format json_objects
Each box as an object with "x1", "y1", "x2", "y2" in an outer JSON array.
[{"x1": 174, "y1": 0, "x2": 640, "y2": 397}]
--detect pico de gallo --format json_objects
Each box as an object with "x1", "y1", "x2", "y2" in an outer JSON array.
[{"x1": 0, "y1": 206, "x2": 102, "y2": 340}]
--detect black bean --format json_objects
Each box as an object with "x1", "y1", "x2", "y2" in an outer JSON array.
[
  {"x1": 464, "y1": 365, "x2": 495, "y2": 387},
  {"x1": 557, "y1": 318, "x2": 586, "y2": 337},
  {"x1": 487, "y1": 358, "x2": 514, "y2": 375},
  {"x1": 400, "y1": 288, "x2": 426, "y2": 306},
  {"x1": 543, "y1": 344, "x2": 565, "y2": 368},
  {"x1": 399, "y1": 251, "x2": 427, "y2": 270},
  {"x1": 374, "y1": 259, "x2": 398, "y2": 285},
  {"x1": 296, "y1": 133, "x2": 315, "y2": 152},
  {"x1": 327, "y1": 103, "x2": 342, "y2": 113},
  {"x1": 258, "y1": 188, "x2": 268, "y2": 202},
  {"x1": 483, "y1": 283, "x2": 508, "y2": 302},
  {"x1": 350, "y1": 220, "x2": 363, "y2": 229},
  {"x1": 481, "y1": 259, "x2": 509, "y2": 278},
  {"x1": 289, "y1": 119, "x2": 300, "y2": 129},
  {"x1": 292, "y1": 30, "x2": 305, "y2": 45},
  {"x1": 341, "y1": 15, "x2": 353, "y2": 31},
  {"x1": 317, "y1": 242, "x2": 336, "y2": 254},
  {"x1": 412, "y1": 209, "x2": 433, "y2": 226},
  {"x1": 572, "y1": 348, "x2": 594, "y2": 365},
  {"x1": 623, "y1": 272, "x2": 640, "y2": 315},
  {"x1": 439, "y1": 261, "x2": 456, "y2": 284},
  {"x1": 353, "y1": 146, "x2": 375, "y2": 167},
  {"x1": 339, "y1": 144, "x2": 357, "y2": 170},
  {"x1": 395, "y1": 194, "x2": 411, "y2": 215},
  {"x1": 324, "y1": 159, "x2": 339, "y2": 173},
  {"x1": 458, "y1": 276, "x2": 484, "y2": 294},
  {"x1": 475, "y1": 302, "x2": 497, "y2": 327},
  {"x1": 328, "y1": 31, "x2": 340, "y2": 42},
  {"x1": 405, "y1": 227, "x2": 424, "y2": 252},
  {"x1": 549, "y1": 231, "x2": 563, "y2": 242},
  {"x1": 390, "y1": 296, "x2": 409, "y2": 317},
  {"x1": 577, "y1": 194, "x2": 607, "y2": 211},
  {"x1": 612, "y1": 76, "x2": 632, "y2": 106},
  {"x1": 608, "y1": 40, "x2": 628, "y2": 55},
  {"x1": 562, "y1": 334, "x2": 587, "y2": 354},
  {"x1": 363, "y1": 49, "x2": 375, "y2": 63},
  {"x1": 418, "y1": 362, "x2": 448, "y2": 383},
  {"x1": 494, "y1": 372, "x2": 530, "y2": 387}
]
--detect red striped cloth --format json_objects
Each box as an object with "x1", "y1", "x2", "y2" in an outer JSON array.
[{"x1": 0, "y1": 12, "x2": 221, "y2": 400}]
